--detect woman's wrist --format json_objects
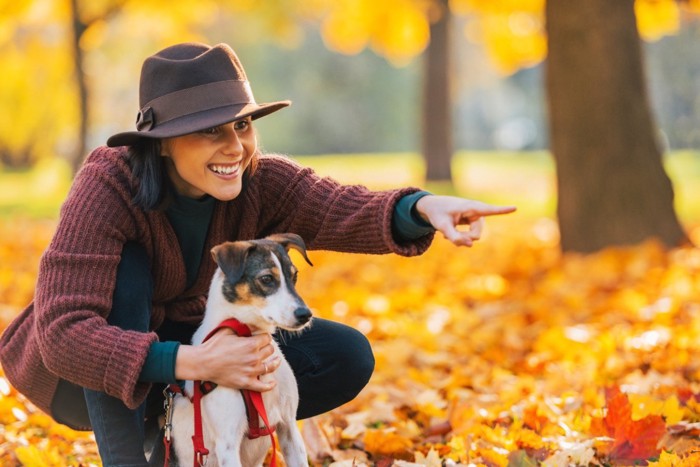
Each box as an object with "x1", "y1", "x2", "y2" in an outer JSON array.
[
  {"x1": 412, "y1": 194, "x2": 434, "y2": 225},
  {"x1": 174, "y1": 344, "x2": 205, "y2": 381},
  {"x1": 392, "y1": 191, "x2": 434, "y2": 240}
]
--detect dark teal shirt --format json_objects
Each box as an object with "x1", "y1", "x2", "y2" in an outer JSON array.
[
  {"x1": 138, "y1": 190, "x2": 435, "y2": 383},
  {"x1": 138, "y1": 192, "x2": 215, "y2": 383},
  {"x1": 165, "y1": 192, "x2": 217, "y2": 288}
]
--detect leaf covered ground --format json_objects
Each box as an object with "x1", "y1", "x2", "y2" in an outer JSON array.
[{"x1": 1, "y1": 218, "x2": 700, "y2": 466}]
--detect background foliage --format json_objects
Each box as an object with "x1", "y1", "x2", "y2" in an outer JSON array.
[
  {"x1": 3, "y1": 0, "x2": 700, "y2": 464},
  {"x1": 1, "y1": 0, "x2": 700, "y2": 166}
]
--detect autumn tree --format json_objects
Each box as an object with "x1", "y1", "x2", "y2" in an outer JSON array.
[
  {"x1": 67, "y1": 0, "x2": 127, "y2": 173},
  {"x1": 545, "y1": 0, "x2": 689, "y2": 252},
  {"x1": 422, "y1": 0, "x2": 453, "y2": 182}
]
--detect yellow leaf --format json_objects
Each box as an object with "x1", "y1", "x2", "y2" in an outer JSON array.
[
  {"x1": 629, "y1": 393, "x2": 684, "y2": 425},
  {"x1": 14, "y1": 444, "x2": 62, "y2": 467},
  {"x1": 635, "y1": 0, "x2": 680, "y2": 41}
]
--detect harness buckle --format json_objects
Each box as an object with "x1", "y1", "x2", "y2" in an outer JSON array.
[
  {"x1": 163, "y1": 386, "x2": 176, "y2": 442},
  {"x1": 195, "y1": 451, "x2": 209, "y2": 466}
]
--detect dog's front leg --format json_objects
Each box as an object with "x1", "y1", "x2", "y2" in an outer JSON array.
[
  {"x1": 276, "y1": 419, "x2": 309, "y2": 467},
  {"x1": 203, "y1": 389, "x2": 249, "y2": 467}
]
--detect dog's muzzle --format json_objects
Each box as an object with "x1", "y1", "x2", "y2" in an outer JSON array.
[{"x1": 294, "y1": 307, "x2": 312, "y2": 325}]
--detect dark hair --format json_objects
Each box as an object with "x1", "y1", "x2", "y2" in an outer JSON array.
[{"x1": 127, "y1": 139, "x2": 171, "y2": 211}]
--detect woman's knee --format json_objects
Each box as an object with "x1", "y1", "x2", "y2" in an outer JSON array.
[
  {"x1": 284, "y1": 318, "x2": 375, "y2": 384},
  {"x1": 336, "y1": 325, "x2": 375, "y2": 393}
]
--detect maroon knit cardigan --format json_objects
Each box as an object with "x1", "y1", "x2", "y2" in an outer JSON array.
[{"x1": 0, "y1": 146, "x2": 432, "y2": 420}]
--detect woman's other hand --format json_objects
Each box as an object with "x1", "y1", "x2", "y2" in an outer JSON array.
[{"x1": 415, "y1": 195, "x2": 516, "y2": 247}]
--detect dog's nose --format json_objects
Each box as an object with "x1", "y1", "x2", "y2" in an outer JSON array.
[{"x1": 294, "y1": 307, "x2": 312, "y2": 325}]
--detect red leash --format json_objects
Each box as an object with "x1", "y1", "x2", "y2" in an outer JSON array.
[{"x1": 163, "y1": 318, "x2": 277, "y2": 467}]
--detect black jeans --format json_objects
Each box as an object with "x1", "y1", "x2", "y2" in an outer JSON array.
[{"x1": 83, "y1": 242, "x2": 375, "y2": 466}]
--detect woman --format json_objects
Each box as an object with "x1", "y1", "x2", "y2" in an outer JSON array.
[{"x1": 0, "y1": 42, "x2": 515, "y2": 465}]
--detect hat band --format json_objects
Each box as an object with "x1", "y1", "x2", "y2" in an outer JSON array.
[{"x1": 136, "y1": 80, "x2": 255, "y2": 131}]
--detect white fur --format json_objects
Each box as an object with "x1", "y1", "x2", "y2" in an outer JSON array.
[{"x1": 171, "y1": 252, "x2": 309, "y2": 466}]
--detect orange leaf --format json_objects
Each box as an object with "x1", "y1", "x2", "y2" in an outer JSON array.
[
  {"x1": 611, "y1": 414, "x2": 666, "y2": 461},
  {"x1": 363, "y1": 428, "x2": 413, "y2": 458},
  {"x1": 595, "y1": 386, "x2": 666, "y2": 462},
  {"x1": 604, "y1": 386, "x2": 633, "y2": 436},
  {"x1": 522, "y1": 404, "x2": 548, "y2": 432}
]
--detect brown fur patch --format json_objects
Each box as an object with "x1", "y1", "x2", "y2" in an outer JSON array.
[{"x1": 232, "y1": 282, "x2": 267, "y2": 307}]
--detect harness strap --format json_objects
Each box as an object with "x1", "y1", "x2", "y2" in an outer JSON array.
[
  {"x1": 164, "y1": 318, "x2": 278, "y2": 467},
  {"x1": 207, "y1": 317, "x2": 253, "y2": 339},
  {"x1": 191, "y1": 381, "x2": 209, "y2": 466},
  {"x1": 242, "y1": 388, "x2": 276, "y2": 438},
  {"x1": 246, "y1": 389, "x2": 278, "y2": 465}
]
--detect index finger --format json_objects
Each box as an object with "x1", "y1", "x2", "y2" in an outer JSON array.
[{"x1": 469, "y1": 203, "x2": 517, "y2": 217}]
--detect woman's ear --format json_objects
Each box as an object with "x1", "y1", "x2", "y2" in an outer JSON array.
[{"x1": 160, "y1": 138, "x2": 171, "y2": 158}]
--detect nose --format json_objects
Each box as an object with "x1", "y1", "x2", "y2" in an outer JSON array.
[
  {"x1": 294, "y1": 307, "x2": 312, "y2": 325},
  {"x1": 223, "y1": 124, "x2": 243, "y2": 155}
]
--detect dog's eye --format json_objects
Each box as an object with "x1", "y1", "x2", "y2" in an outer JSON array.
[
  {"x1": 292, "y1": 271, "x2": 299, "y2": 284},
  {"x1": 258, "y1": 274, "x2": 275, "y2": 286}
]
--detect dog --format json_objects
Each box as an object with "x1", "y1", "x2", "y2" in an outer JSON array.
[{"x1": 170, "y1": 233, "x2": 312, "y2": 466}]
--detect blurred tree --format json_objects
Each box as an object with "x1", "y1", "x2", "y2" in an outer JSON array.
[
  {"x1": 68, "y1": 0, "x2": 126, "y2": 173},
  {"x1": 422, "y1": 0, "x2": 453, "y2": 181},
  {"x1": 545, "y1": 0, "x2": 689, "y2": 252},
  {"x1": 298, "y1": 0, "x2": 443, "y2": 172}
]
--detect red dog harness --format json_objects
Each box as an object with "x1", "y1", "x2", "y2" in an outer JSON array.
[{"x1": 163, "y1": 318, "x2": 277, "y2": 467}]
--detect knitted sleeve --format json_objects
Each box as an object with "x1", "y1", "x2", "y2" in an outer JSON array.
[
  {"x1": 252, "y1": 154, "x2": 434, "y2": 256},
  {"x1": 34, "y1": 147, "x2": 158, "y2": 409}
]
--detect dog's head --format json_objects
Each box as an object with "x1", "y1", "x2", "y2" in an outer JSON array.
[{"x1": 209, "y1": 233, "x2": 313, "y2": 332}]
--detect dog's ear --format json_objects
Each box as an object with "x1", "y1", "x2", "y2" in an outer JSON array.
[
  {"x1": 266, "y1": 233, "x2": 313, "y2": 266},
  {"x1": 211, "y1": 241, "x2": 255, "y2": 283}
]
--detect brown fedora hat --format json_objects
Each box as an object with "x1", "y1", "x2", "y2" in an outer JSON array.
[{"x1": 107, "y1": 42, "x2": 290, "y2": 147}]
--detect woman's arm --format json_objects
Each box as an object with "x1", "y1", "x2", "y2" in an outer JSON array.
[
  {"x1": 33, "y1": 148, "x2": 157, "y2": 409},
  {"x1": 251, "y1": 154, "x2": 433, "y2": 256}
]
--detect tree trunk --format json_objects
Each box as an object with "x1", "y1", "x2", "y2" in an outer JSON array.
[
  {"x1": 69, "y1": 0, "x2": 88, "y2": 174},
  {"x1": 422, "y1": 0, "x2": 453, "y2": 182},
  {"x1": 545, "y1": 0, "x2": 689, "y2": 252}
]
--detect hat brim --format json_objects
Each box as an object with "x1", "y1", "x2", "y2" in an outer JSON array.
[{"x1": 106, "y1": 100, "x2": 290, "y2": 147}]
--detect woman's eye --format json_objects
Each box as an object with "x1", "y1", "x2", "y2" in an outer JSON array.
[
  {"x1": 200, "y1": 126, "x2": 220, "y2": 135},
  {"x1": 234, "y1": 119, "x2": 250, "y2": 131}
]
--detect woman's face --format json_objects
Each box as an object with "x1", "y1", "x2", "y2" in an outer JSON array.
[{"x1": 161, "y1": 117, "x2": 257, "y2": 200}]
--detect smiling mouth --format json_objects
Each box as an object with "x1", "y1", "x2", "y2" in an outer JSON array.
[{"x1": 209, "y1": 162, "x2": 241, "y2": 176}]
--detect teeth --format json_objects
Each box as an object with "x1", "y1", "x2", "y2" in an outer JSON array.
[{"x1": 210, "y1": 163, "x2": 239, "y2": 175}]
